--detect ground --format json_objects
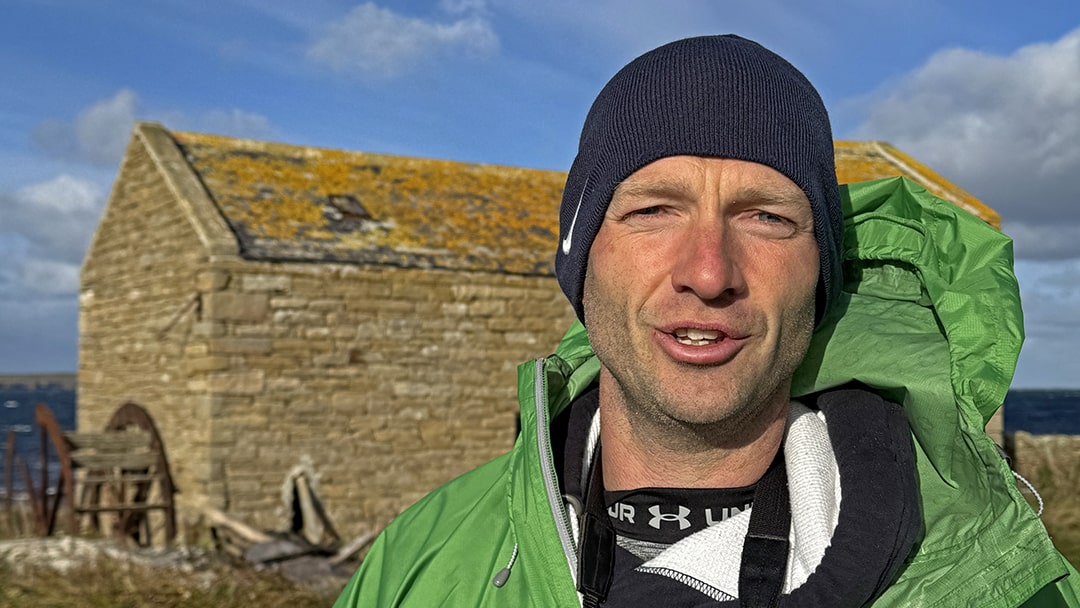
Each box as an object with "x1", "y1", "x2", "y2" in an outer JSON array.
[{"x1": 0, "y1": 535, "x2": 348, "y2": 607}]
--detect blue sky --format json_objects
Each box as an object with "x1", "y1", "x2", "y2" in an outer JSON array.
[{"x1": 2, "y1": 0, "x2": 1080, "y2": 388}]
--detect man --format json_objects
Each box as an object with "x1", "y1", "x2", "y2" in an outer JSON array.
[{"x1": 336, "y1": 35, "x2": 1079, "y2": 606}]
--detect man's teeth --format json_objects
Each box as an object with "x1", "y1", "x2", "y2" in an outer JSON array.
[{"x1": 673, "y1": 328, "x2": 721, "y2": 346}]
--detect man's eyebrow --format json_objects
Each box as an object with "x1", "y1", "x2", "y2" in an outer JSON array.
[
  {"x1": 733, "y1": 185, "x2": 810, "y2": 208},
  {"x1": 611, "y1": 176, "x2": 697, "y2": 201}
]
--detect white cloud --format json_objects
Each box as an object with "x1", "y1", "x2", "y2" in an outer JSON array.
[
  {"x1": 0, "y1": 174, "x2": 102, "y2": 303},
  {"x1": 76, "y1": 89, "x2": 140, "y2": 165},
  {"x1": 2, "y1": 175, "x2": 106, "y2": 265},
  {"x1": 32, "y1": 89, "x2": 139, "y2": 167},
  {"x1": 439, "y1": 0, "x2": 489, "y2": 14},
  {"x1": 16, "y1": 258, "x2": 82, "y2": 296},
  {"x1": 0, "y1": 174, "x2": 101, "y2": 370},
  {"x1": 1012, "y1": 258, "x2": 1080, "y2": 387},
  {"x1": 1014, "y1": 328, "x2": 1080, "y2": 388},
  {"x1": 307, "y1": 2, "x2": 499, "y2": 78},
  {"x1": 201, "y1": 109, "x2": 274, "y2": 139},
  {"x1": 0, "y1": 173, "x2": 109, "y2": 369},
  {"x1": 1001, "y1": 221, "x2": 1080, "y2": 261},
  {"x1": 33, "y1": 90, "x2": 277, "y2": 164},
  {"x1": 853, "y1": 27, "x2": 1080, "y2": 259},
  {"x1": 15, "y1": 174, "x2": 104, "y2": 217},
  {"x1": 0, "y1": 298, "x2": 78, "y2": 372}
]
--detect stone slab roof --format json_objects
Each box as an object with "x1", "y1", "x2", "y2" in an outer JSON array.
[
  {"x1": 158, "y1": 124, "x2": 998, "y2": 276},
  {"x1": 834, "y1": 140, "x2": 998, "y2": 228},
  {"x1": 170, "y1": 128, "x2": 565, "y2": 275}
]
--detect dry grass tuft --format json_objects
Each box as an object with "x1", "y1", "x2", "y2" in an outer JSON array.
[
  {"x1": 0, "y1": 504, "x2": 347, "y2": 607},
  {"x1": 1009, "y1": 431, "x2": 1080, "y2": 567},
  {"x1": 0, "y1": 549, "x2": 342, "y2": 608}
]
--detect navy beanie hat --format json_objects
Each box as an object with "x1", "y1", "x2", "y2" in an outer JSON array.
[{"x1": 555, "y1": 35, "x2": 843, "y2": 325}]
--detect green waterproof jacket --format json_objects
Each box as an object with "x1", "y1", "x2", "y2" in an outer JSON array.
[{"x1": 336, "y1": 177, "x2": 1080, "y2": 607}]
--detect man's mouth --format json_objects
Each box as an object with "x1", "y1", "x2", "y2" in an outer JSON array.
[{"x1": 673, "y1": 328, "x2": 722, "y2": 346}]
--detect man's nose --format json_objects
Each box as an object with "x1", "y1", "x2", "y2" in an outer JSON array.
[{"x1": 670, "y1": 221, "x2": 747, "y2": 302}]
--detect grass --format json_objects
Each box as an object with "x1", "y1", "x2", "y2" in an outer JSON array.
[
  {"x1": 0, "y1": 508, "x2": 347, "y2": 608},
  {"x1": 0, "y1": 555, "x2": 343, "y2": 608},
  {"x1": 1009, "y1": 431, "x2": 1080, "y2": 568}
]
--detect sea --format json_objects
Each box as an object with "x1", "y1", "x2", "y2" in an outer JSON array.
[
  {"x1": 0, "y1": 377, "x2": 1077, "y2": 495},
  {"x1": 0, "y1": 375, "x2": 77, "y2": 497}
]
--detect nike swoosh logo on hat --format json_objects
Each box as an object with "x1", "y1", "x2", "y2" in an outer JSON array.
[{"x1": 561, "y1": 185, "x2": 587, "y2": 256}]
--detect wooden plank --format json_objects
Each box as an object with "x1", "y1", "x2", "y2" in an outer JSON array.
[
  {"x1": 295, "y1": 474, "x2": 326, "y2": 544},
  {"x1": 79, "y1": 473, "x2": 162, "y2": 485},
  {"x1": 76, "y1": 502, "x2": 170, "y2": 514},
  {"x1": 65, "y1": 431, "x2": 150, "y2": 453},
  {"x1": 70, "y1": 451, "x2": 159, "y2": 470},
  {"x1": 202, "y1": 505, "x2": 272, "y2": 545},
  {"x1": 329, "y1": 528, "x2": 380, "y2": 565}
]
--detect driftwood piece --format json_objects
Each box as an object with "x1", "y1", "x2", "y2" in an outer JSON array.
[
  {"x1": 202, "y1": 505, "x2": 273, "y2": 545},
  {"x1": 299, "y1": 474, "x2": 341, "y2": 545},
  {"x1": 328, "y1": 528, "x2": 380, "y2": 566},
  {"x1": 281, "y1": 457, "x2": 340, "y2": 547},
  {"x1": 198, "y1": 459, "x2": 373, "y2": 580},
  {"x1": 294, "y1": 474, "x2": 326, "y2": 543}
]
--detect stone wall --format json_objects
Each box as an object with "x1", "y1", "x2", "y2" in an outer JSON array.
[
  {"x1": 188, "y1": 260, "x2": 575, "y2": 533},
  {"x1": 79, "y1": 134, "x2": 215, "y2": 520}
]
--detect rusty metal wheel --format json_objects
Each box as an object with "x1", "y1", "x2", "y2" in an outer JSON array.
[
  {"x1": 30, "y1": 402, "x2": 177, "y2": 546},
  {"x1": 31, "y1": 402, "x2": 75, "y2": 537},
  {"x1": 96, "y1": 402, "x2": 177, "y2": 546}
]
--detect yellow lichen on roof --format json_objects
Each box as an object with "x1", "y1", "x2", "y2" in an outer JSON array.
[
  {"x1": 171, "y1": 130, "x2": 565, "y2": 274},
  {"x1": 835, "y1": 141, "x2": 999, "y2": 229}
]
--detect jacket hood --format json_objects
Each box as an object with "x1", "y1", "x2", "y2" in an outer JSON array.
[
  {"x1": 537, "y1": 177, "x2": 1070, "y2": 606},
  {"x1": 549, "y1": 176, "x2": 1022, "y2": 484}
]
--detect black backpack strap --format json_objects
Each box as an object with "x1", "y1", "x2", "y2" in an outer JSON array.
[
  {"x1": 738, "y1": 449, "x2": 790, "y2": 608},
  {"x1": 578, "y1": 442, "x2": 615, "y2": 608}
]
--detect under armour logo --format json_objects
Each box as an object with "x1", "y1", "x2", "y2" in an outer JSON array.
[
  {"x1": 648, "y1": 505, "x2": 691, "y2": 530},
  {"x1": 607, "y1": 502, "x2": 636, "y2": 524}
]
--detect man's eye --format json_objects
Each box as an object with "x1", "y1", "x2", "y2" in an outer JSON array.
[
  {"x1": 756, "y1": 211, "x2": 786, "y2": 224},
  {"x1": 630, "y1": 206, "x2": 663, "y2": 216}
]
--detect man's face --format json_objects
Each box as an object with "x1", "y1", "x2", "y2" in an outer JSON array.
[{"x1": 583, "y1": 156, "x2": 819, "y2": 431}]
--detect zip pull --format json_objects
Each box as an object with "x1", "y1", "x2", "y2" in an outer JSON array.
[{"x1": 492, "y1": 543, "x2": 519, "y2": 588}]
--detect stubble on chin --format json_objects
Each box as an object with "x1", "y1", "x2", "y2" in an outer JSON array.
[
  {"x1": 600, "y1": 361, "x2": 792, "y2": 454},
  {"x1": 583, "y1": 274, "x2": 816, "y2": 454}
]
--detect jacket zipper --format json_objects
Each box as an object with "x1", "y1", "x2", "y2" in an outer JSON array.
[{"x1": 534, "y1": 357, "x2": 580, "y2": 583}]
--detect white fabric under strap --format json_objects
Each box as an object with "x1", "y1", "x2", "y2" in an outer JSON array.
[{"x1": 635, "y1": 401, "x2": 842, "y2": 600}]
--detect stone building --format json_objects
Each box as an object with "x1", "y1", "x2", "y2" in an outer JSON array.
[{"x1": 79, "y1": 122, "x2": 1000, "y2": 537}]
